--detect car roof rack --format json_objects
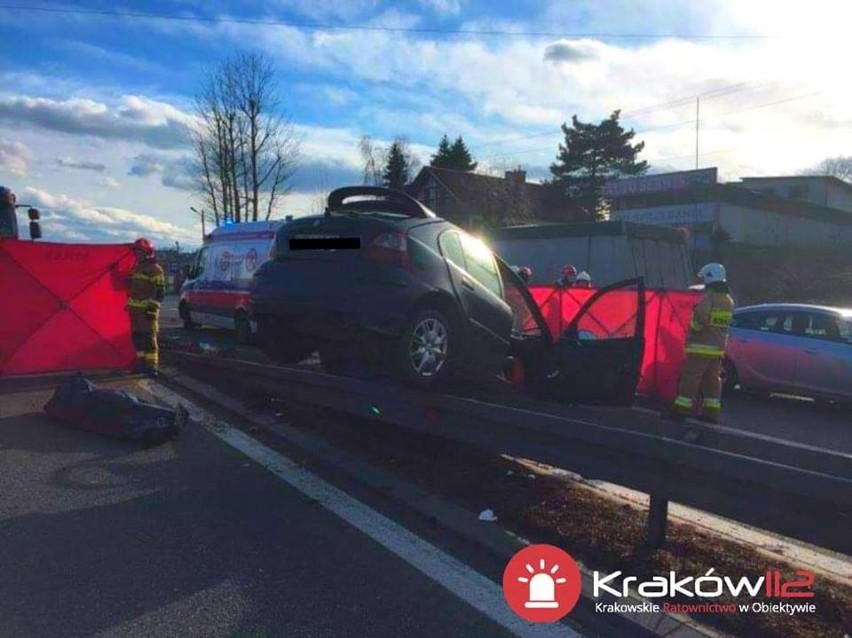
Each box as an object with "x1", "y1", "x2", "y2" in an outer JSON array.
[{"x1": 326, "y1": 186, "x2": 436, "y2": 219}]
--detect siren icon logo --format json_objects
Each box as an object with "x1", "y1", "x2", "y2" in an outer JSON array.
[{"x1": 503, "y1": 545, "x2": 582, "y2": 623}]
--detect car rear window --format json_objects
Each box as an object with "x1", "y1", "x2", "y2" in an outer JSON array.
[
  {"x1": 804, "y1": 312, "x2": 849, "y2": 342},
  {"x1": 459, "y1": 233, "x2": 502, "y2": 298},
  {"x1": 438, "y1": 230, "x2": 503, "y2": 298},
  {"x1": 733, "y1": 310, "x2": 793, "y2": 333},
  {"x1": 438, "y1": 231, "x2": 465, "y2": 268}
]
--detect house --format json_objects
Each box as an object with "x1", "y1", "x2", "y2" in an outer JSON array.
[
  {"x1": 406, "y1": 166, "x2": 583, "y2": 229},
  {"x1": 606, "y1": 168, "x2": 852, "y2": 249}
]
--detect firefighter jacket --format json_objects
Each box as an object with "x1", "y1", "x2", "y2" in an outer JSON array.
[
  {"x1": 127, "y1": 259, "x2": 166, "y2": 318},
  {"x1": 685, "y1": 282, "x2": 735, "y2": 359}
]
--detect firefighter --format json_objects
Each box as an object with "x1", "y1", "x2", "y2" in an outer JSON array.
[
  {"x1": 666, "y1": 263, "x2": 735, "y2": 423},
  {"x1": 557, "y1": 264, "x2": 578, "y2": 288},
  {"x1": 0, "y1": 186, "x2": 18, "y2": 239},
  {"x1": 127, "y1": 238, "x2": 166, "y2": 376},
  {"x1": 575, "y1": 271, "x2": 592, "y2": 288},
  {"x1": 512, "y1": 265, "x2": 533, "y2": 285}
]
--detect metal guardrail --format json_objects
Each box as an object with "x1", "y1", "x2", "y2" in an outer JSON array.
[{"x1": 167, "y1": 351, "x2": 852, "y2": 555}]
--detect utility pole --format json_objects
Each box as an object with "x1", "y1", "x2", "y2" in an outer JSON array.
[
  {"x1": 695, "y1": 97, "x2": 700, "y2": 170},
  {"x1": 190, "y1": 206, "x2": 206, "y2": 238}
]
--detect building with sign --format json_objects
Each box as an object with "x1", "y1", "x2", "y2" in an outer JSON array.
[{"x1": 607, "y1": 169, "x2": 852, "y2": 250}]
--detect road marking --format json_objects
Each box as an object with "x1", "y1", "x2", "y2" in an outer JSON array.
[{"x1": 147, "y1": 382, "x2": 581, "y2": 638}]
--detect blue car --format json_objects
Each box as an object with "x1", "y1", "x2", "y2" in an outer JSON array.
[{"x1": 251, "y1": 187, "x2": 645, "y2": 404}]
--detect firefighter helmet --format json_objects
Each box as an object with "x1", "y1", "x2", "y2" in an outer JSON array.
[
  {"x1": 132, "y1": 237, "x2": 155, "y2": 257},
  {"x1": 697, "y1": 262, "x2": 726, "y2": 284},
  {"x1": 562, "y1": 264, "x2": 577, "y2": 279},
  {"x1": 576, "y1": 271, "x2": 592, "y2": 287},
  {"x1": 0, "y1": 186, "x2": 15, "y2": 204}
]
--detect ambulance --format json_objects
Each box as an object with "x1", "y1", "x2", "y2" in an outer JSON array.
[{"x1": 179, "y1": 220, "x2": 287, "y2": 343}]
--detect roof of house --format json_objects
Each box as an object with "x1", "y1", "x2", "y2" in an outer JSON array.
[
  {"x1": 613, "y1": 182, "x2": 852, "y2": 226},
  {"x1": 739, "y1": 174, "x2": 852, "y2": 198},
  {"x1": 407, "y1": 166, "x2": 582, "y2": 222},
  {"x1": 485, "y1": 220, "x2": 688, "y2": 243}
]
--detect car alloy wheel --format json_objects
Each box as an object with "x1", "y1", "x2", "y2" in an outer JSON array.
[{"x1": 409, "y1": 316, "x2": 449, "y2": 377}]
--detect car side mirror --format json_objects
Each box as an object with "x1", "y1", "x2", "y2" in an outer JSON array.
[{"x1": 29, "y1": 221, "x2": 42, "y2": 240}]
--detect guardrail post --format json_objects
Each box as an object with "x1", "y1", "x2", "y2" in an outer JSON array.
[{"x1": 646, "y1": 493, "x2": 668, "y2": 548}]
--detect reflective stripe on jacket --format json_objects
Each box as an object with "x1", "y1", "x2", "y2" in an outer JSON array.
[
  {"x1": 685, "y1": 290, "x2": 735, "y2": 358},
  {"x1": 127, "y1": 260, "x2": 166, "y2": 313}
]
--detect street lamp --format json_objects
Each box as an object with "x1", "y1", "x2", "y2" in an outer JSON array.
[{"x1": 189, "y1": 206, "x2": 206, "y2": 238}]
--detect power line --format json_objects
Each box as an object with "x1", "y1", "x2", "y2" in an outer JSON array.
[
  {"x1": 471, "y1": 81, "x2": 782, "y2": 153},
  {"x1": 0, "y1": 4, "x2": 780, "y2": 40},
  {"x1": 480, "y1": 89, "x2": 828, "y2": 162}
]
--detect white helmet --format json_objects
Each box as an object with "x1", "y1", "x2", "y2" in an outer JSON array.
[
  {"x1": 697, "y1": 262, "x2": 726, "y2": 284},
  {"x1": 576, "y1": 271, "x2": 591, "y2": 282}
]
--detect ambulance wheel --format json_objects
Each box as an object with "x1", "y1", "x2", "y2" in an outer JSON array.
[
  {"x1": 234, "y1": 311, "x2": 252, "y2": 345},
  {"x1": 179, "y1": 302, "x2": 195, "y2": 330}
]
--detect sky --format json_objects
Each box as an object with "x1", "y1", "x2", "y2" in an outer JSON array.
[{"x1": 2, "y1": 0, "x2": 852, "y2": 248}]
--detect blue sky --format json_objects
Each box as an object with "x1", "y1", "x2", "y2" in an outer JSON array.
[{"x1": 2, "y1": 0, "x2": 851, "y2": 247}]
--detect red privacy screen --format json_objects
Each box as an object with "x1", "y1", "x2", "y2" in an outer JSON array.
[
  {"x1": 0, "y1": 240, "x2": 136, "y2": 375},
  {"x1": 529, "y1": 286, "x2": 700, "y2": 402}
]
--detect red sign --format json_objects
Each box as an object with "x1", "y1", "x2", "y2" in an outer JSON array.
[
  {"x1": 603, "y1": 168, "x2": 717, "y2": 198},
  {"x1": 503, "y1": 544, "x2": 582, "y2": 623}
]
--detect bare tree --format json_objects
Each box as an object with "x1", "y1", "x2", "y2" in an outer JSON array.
[
  {"x1": 803, "y1": 155, "x2": 852, "y2": 182},
  {"x1": 359, "y1": 135, "x2": 384, "y2": 186},
  {"x1": 192, "y1": 51, "x2": 300, "y2": 225},
  {"x1": 307, "y1": 167, "x2": 332, "y2": 216}
]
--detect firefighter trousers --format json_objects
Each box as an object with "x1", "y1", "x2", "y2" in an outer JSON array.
[
  {"x1": 130, "y1": 310, "x2": 159, "y2": 369},
  {"x1": 673, "y1": 355, "x2": 722, "y2": 422}
]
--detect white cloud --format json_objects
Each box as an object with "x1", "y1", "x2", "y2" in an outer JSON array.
[
  {"x1": 23, "y1": 186, "x2": 197, "y2": 246},
  {"x1": 543, "y1": 39, "x2": 602, "y2": 64},
  {"x1": 127, "y1": 152, "x2": 199, "y2": 191},
  {"x1": 0, "y1": 95, "x2": 194, "y2": 149},
  {"x1": 0, "y1": 139, "x2": 32, "y2": 176},
  {"x1": 57, "y1": 157, "x2": 106, "y2": 172},
  {"x1": 417, "y1": 0, "x2": 464, "y2": 16}
]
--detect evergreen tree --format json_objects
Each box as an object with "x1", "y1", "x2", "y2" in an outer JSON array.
[
  {"x1": 430, "y1": 134, "x2": 454, "y2": 168},
  {"x1": 448, "y1": 136, "x2": 477, "y2": 171},
  {"x1": 550, "y1": 110, "x2": 647, "y2": 219},
  {"x1": 382, "y1": 139, "x2": 414, "y2": 190}
]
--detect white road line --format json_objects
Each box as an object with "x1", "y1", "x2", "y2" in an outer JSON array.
[{"x1": 147, "y1": 383, "x2": 581, "y2": 638}]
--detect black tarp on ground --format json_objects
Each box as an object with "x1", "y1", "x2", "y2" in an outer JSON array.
[{"x1": 44, "y1": 374, "x2": 185, "y2": 447}]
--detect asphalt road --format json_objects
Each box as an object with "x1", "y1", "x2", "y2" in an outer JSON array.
[
  {"x1": 0, "y1": 377, "x2": 523, "y2": 638},
  {"x1": 161, "y1": 297, "x2": 852, "y2": 454}
]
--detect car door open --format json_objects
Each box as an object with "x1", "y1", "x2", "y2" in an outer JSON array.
[{"x1": 546, "y1": 277, "x2": 646, "y2": 406}]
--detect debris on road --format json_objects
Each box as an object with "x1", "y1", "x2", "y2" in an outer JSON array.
[
  {"x1": 44, "y1": 374, "x2": 185, "y2": 447},
  {"x1": 478, "y1": 509, "x2": 498, "y2": 522}
]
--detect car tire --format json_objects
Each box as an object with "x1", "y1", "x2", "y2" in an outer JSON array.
[
  {"x1": 395, "y1": 306, "x2": 455, "y2": 389},
  {"x1": 256, "y1": 316, "x2": 316, "y2": 364},
  {"x1": 234, "y1": 310, "x2": 252, "y2": 345},
  {"x1": 179, "y1": 302, "x2": 195, "y2": 330}
]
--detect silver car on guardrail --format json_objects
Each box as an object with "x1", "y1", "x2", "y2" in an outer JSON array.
[{"x1": 724, "y1": 303, "x2": 852, "y2": 402}]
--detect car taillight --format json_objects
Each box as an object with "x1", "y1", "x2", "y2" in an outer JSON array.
[{"x1": 366, "y1": 232, "x2": 409, "y2": 269}]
